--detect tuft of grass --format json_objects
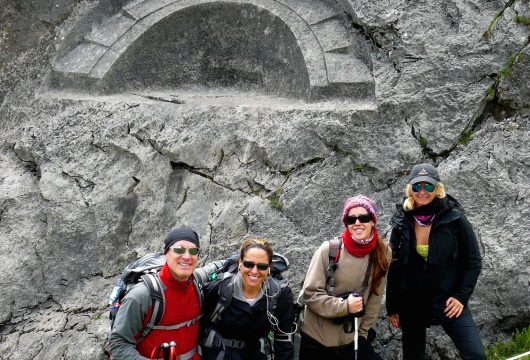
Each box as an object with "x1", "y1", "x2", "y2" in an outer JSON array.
[
  {"x1": 484, "y1": 11, "x2": 504, "y2": 38},
  {"x1": 497, "y1": 53, "x2": 518, "y2": 79},
  {"x1": 515, "y1": 15, "x2": 530, "y2": 26},
  {"x1": 486, "y1": 86, "x2": 496, "y2": 101},
  {"x1": 419, "y1": 136, "x2": 428, "y2": 148},
  {"x1": 486, "y1": 324, "x2": 530, "y2": 360},
  {"x1": 483, "y1": 0, "x2": 517, "y2": 38},
  {"x1": 459, "y1": 130, "x2": 474, "y2": 145},
  {"x1": 353, "y1": 163, "x2": 364, "y2": 172},
  {"x1": 269, "y1": 188, "x2": 282, "y2": 210}
]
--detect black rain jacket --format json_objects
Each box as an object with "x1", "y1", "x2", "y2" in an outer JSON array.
[
  {"x1": 200, "y1": 275, "x2": 294, "y2": 360},
  {"x1": 385, "y1": 195, "x2": 482, "y2": 323}
]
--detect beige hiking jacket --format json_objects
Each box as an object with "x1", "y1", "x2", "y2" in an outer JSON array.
[{"x1": 300, "y1": 238, "x2": 391, "y2": 347}]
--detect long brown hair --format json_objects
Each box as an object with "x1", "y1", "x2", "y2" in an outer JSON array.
[{"x1": 369, "y1": 235, "x2": 390, "y2": 295}]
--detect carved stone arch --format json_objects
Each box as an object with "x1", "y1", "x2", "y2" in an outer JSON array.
[{"x1": 50, "y1": 0, "x2": 375, "y2": 102}]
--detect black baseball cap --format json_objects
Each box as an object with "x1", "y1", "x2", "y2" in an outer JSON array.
[{"x1": 408, "y1": 163, "x2": 440, "y2": 184}]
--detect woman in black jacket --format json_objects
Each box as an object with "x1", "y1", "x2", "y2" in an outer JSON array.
[
  {"x1": 200, "y1": 237, "x2": 295, "y2": 360},
  {"x1": 386, "y1": 163, "x2": 485, "y2": 359}
]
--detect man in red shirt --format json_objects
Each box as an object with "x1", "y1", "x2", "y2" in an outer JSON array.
[{"x1": 110, "y1": 227, "x2": 202, "y2": 359}]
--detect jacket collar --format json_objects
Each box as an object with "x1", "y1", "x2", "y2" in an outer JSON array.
[{"x1": 391, "y1": 194, "x2": 463, "y2": 229}]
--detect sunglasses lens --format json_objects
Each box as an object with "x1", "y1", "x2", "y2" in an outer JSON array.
[
  {"x1": 243, "y1": 260, "x2": 255, "y2": 269},
  {"x1": 412, "y1": 183, "x2": 422, "y2": 192},
  {"x1": 358, "y1": 214, "x2": 372, "y2": 223},
  {"x1": 172, "y1": 247, "x2": 186, "y2": 254},
  {"x1": 424, "y1": 183, "x2": 435, "y2": 192},
  {"x1": 188, "y1": 248, "x2": 199, "y2": 256},
  {"x1": 256, "y1": 263, "x2": 269, "y2": 271}
]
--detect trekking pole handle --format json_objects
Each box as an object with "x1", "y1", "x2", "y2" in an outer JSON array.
[
  {"x1": 349, "y1": 292, "x2": 365, "y2": 318},
  {"x1": 161, "y1": 342, "x2": 170, "y2": 360},
  {"x1": 169, "y1": 341, "x2": 177, "y2": 360}
]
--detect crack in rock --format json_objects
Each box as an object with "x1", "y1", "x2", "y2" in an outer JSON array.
[
  {"x1": 12, "y1": 147, "x2": 41, "y2": 179},
  {"x1": 131, "y1": 93, "x2": 184, "y2": 105},
  {"x1": 170, "y1": 160, "x2": 239, "y2": 193}
]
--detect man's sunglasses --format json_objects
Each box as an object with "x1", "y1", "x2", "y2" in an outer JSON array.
[
  {"x1": 345, "y1": 214, "x2": 372, "y2": 225},
  {"x1": 242, "y1": 260, "x2": 270, "y2": 271},
  {"x1": 171, "y1": 246, "x2": 200, "y2": 256},
  {"x1": 411, "y1": 182, "x2": 435, "y2": 193}
]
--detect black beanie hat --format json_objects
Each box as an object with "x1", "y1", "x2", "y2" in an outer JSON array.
[{"x1": 164, "y1": 227, "x2": 200, "y2": 253}]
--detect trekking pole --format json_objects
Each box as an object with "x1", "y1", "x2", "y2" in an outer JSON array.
[
  {"x1": 161, "y1": 342, "x2": 170, "y2": 360},
  {"x1": 354, "y1": 317, "x2": 359, "y2": 360},
  {"x1": 169, "y1": 341, "x2": 177, "y2": 360},
  {"x1": 350, "y1": 291, "x2": 364, "y2": 360}
]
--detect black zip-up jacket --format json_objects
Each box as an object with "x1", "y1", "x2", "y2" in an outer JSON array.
[
  {"x1": 386, "y1": 195, "x2": 482, "y2": 319},
  {"x1": 200, "y1": 274, "x2": 295, "y2": 360}
]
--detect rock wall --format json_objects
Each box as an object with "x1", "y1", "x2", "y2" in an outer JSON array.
[{"x1": 0, "y1": 0, "x2": 529, "y2": 359}]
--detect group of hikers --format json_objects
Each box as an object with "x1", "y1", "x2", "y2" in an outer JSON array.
[{"x1": 108, "y1": 163, "x2": 485, "y2": 360}]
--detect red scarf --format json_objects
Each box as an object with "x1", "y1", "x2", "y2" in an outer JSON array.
[{"x1": 342, "y1": 228, "x2": 377, "y2": 258}]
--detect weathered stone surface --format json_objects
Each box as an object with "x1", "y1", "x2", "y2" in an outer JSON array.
[
  {"x1": 339, "y1": 0, "x2": 530, "y2": 153},
  {"x1": 84, "y1": 13, "x2": 136, "y2": 47},
  {"x1": 498, "y1": 45, "x2": 530, "y2": 109},
  {"x1": 47, "y1": 0, "x2": 375, "y2": 101},
  {"x1": 0, "y1": 0, "x2": 529, "y2": 359}
]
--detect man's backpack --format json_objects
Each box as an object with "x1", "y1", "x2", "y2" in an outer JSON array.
[{"x1": 106, "y1": 253, "x2": 225, "y2": 339}]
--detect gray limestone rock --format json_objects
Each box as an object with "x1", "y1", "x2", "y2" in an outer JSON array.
[{"x1": 0, "y1": 0, "x2": 529, "y2": 359}]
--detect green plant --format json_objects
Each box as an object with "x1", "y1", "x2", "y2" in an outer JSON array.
[
  {"x1": 459, "y1": 130, "x2": 474, "y2": 145},
  {"x1": 486, "y1": 324, "x2": 530, "y2": 360},
  {"x1": 353, "y1": 163, "x2": 364, "y2": 172},
  {"x1": 515, "y1": 15, "x2": 530, "y2": 26},
  {"x1": 269, "y1": 188, "x2": 282, "y2": 210},
  {"x1": 484, "y1": 0, "x2": 517, "y2": 38},
  {"x1": 486, "y1": 86, "x2": 496, "y2": 101},
  {"x1": 498, "y1": 53, "x2": 518, "y2": 79},
  {"x1": 419, "y1": 136, "x2": 428, "y2": 148}
]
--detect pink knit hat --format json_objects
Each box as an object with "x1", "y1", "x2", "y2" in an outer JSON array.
[{"x1": 341, "y1": 195, "x2": 377, "y2": 226}]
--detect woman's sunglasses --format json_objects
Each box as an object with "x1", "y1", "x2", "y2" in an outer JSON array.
[
  {"x1": 171, "y1": 246, "x2": 200, "y2": 256},
  {"x1": 345, "y1": 214, "x2": 372, "y2": 225},
  {"x1": 411, "y1": 182, "x2": 435, "y2": 193},
  {"x1": 242, "y1": 260, "x2": 270, "y2": 271}
]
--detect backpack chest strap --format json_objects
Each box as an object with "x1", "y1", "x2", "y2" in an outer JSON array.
[{"x1": 151, "y1": 314, "x2": 202, "y2": 331}]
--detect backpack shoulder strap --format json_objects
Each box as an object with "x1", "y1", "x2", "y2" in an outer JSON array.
[
  {"x1": 325, "y1": 237, "x2": 343, "y2": 294},
  {"x1": 361, "y1": 256, "x2": 373, "y2": 293},
  {"x1": 210, "y1": 273, "x2": 235, "y2": 324},
  {"x1": 193, "y1": 277, "x2": 203, "y2": 313},
  {"x1": 139, "y1": 272, "x2": 165, "y2": 338}
]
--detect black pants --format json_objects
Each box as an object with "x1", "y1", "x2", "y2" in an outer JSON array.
[
  {"x1": 401, "y1": 307, "x2": 485, "y2": 360},
  {"x1": 299, "y1": 332, "x2": 382, "y2": 360}
]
